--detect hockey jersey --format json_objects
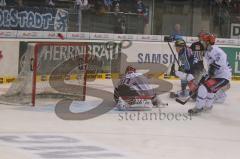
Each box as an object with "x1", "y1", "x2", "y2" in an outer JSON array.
[
  {"x1": 117, "y1": 72, "x2": 155, "y2": 97},
  {"x1": 205, "y1": 45, "x2": 232, "y2": 80},
  {"x1": 190, "y1": 41, "x2": 205, "y2": 62},
  {"x1": 178, "y1": 47, "x2": 197, "y2": 74}
]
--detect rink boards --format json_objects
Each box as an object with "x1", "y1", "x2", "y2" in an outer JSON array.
[{"x1": 0, "y1": 38, "x2": 239, "y2": 84}]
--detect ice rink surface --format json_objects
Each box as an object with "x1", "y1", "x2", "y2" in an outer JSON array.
[{"x1": 0, "y1": 79, "x2": 240, "y2": 159}]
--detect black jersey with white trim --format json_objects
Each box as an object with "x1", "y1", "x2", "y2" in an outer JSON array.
[{"x1": 190, "y1": 41, "x2": 205, "y2": 62}]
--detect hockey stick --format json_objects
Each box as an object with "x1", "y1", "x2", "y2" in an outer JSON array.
[
  {"x1": 167, "y1": 42, "x2": 180, "y2": 67},
  {"x1": 175, "y1": 92, "x2": 196, "y2": 105},
  {"x1": 175, "y1": 75, "x2": 207, "y2": 105},
  {"x1": 167, "y1": 41, "x2": 189, "y2": 104}
]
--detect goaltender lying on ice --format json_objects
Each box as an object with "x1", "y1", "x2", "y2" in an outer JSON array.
[{"x1": 113, "y1": 65, "x2": 167, "y2": 111}]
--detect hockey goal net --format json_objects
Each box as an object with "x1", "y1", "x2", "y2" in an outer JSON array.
[{"x1": 0, "y1": 42, "x2": 88, "y2": 106}]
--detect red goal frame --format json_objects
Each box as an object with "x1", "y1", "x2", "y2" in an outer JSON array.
[{"x1": 32, "y1": 42, "x2": 88, "y2": 106}]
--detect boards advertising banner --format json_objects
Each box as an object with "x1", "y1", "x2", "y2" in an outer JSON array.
[
  {"x1": 221, "y1": 46, "x2": 240, "y2": 76},
  {"x1": 0, "y1": 7, "x2": 68, "y2": 32},
  {"x1": 0, "y1": 41, "x2": 19, "y2": 83}
]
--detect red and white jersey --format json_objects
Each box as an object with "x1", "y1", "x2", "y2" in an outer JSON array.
[
  {"x1": 205, "y1": 45, "x2": 232, "y2": 80},
  {"x1": 118, "y1": 72, "x2": 155, "y2": 97}
]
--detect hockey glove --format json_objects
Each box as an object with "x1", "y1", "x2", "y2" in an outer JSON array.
[
  {"x1": 175, "y1": 71, "x2": 195, "y2": 82},
  {"x1": 164, "y1": 36, "x2": 174, "y2": 42},
  {"x1": 188, "y1": 80, "x2": 198, "y2": 93},
  {"x1": 186, "y1": 74, "x2": 194, "y2": 82},
  {"x1": 199, "y1": 74, "x2": 210, "y2": 84},
  {"x1": 175, "y1": 70, "x2": 186, "y2": 80},
  {"x1": 178, "y1": 65, "x2": 185, "y2": 72}
]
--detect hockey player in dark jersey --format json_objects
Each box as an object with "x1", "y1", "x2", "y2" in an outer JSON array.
[
  {"x1": 190, "y1": 32, "x2": 206, "y2": 82},
  {"x1": 114, "y1": 65, "x2": 167, "y2": 111}
]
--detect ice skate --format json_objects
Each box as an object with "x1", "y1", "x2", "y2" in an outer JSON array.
[
  {"x1": 169, "y1": 90, "x2": 189, "y2": 99},
  {"x1": 203, "y1": 106, "x2": 213, "y2": 112},
  {"x1": 152, "y1": 95, "x2": 168, "y2": 108},
  {"x1": 188, "y1": 107, "x2": 203, "y2": 115}
]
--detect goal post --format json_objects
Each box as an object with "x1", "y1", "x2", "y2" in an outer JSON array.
[
  {"x1": 0, "y1": 42, "x2": 89, "y2": 106},
  {"x1": 31, "y1": 42, "x2": 88, "y2": 106}
]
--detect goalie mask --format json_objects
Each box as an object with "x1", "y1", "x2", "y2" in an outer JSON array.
[{"x1": 125, "y1": 65, "x2": 136, "y2": 74}]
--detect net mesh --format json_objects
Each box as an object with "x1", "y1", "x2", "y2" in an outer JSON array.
[{"x1": 0, "y1": 42, "x2": 87, "y2": 105}]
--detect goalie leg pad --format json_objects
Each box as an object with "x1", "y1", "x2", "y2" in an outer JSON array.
[
  {"x1": 128, "y1": 98, "x2": 153, "y2": 111},
  {"x1": 117, "y1": 96, "x2": 153, "y2": 111}
]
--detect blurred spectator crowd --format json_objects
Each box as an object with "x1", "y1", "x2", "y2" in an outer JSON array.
[
  {"x1": 0, "y1": 0, "x2": 149, "y2": 34},
  {"x1": 213, "y1": 0, "x2": 240, "y2": 22},
  {"x1": 0, "y1": 0, "x2": 148, "y2": 15}
]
